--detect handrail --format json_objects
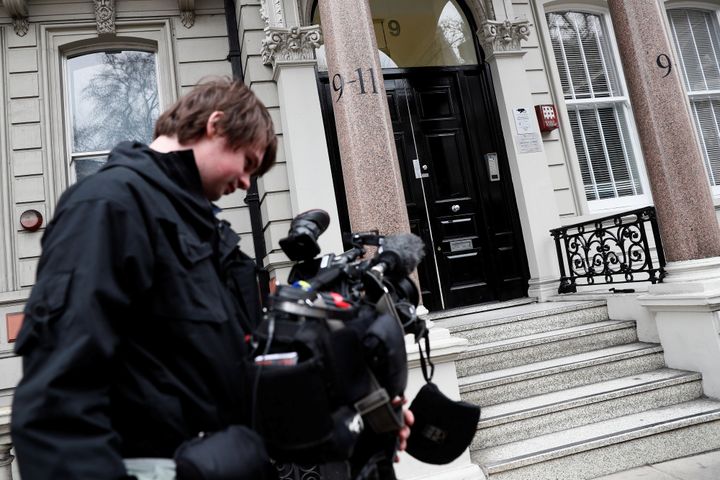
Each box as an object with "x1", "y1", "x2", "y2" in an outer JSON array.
[{"x1": 550, "y1": 206, "x2": 666, "y2": 294}]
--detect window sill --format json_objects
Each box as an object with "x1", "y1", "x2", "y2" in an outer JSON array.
[{"x1": 561, "y1": 194, "x2": 653, "y2": 227}]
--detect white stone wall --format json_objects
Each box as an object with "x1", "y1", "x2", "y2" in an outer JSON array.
[
  {"x1": 238, "y1": 0, "x2": 294, "y2": 281},
  {"x1": 522, "y1": 0, "x2": 581, "y2": 219}
]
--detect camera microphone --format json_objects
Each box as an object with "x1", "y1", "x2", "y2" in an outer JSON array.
[{"x1": 371, "y1": 233, "x2": 425, "y2": 278}]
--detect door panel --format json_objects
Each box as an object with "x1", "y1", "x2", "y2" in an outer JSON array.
[{"x1": 402, "y1": 72, "x2": 495, "y2": 307}]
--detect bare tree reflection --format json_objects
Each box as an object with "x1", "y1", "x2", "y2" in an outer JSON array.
[
  {"x1": 438, "y1": 16, "x2": 466, "y2": 63},
  {"x1": 73, "y1": 51, "x2": 159, "y2": 152}
]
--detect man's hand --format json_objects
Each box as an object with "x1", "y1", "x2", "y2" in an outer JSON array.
[{"x1": 392, "y1": 396, "x2": 415, "y2": 461}]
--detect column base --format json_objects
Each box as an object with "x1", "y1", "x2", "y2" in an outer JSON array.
[
  {"x1": 638, "y1": 257, "x2": 720, "y2": 398},
  {"x1": 527, "y1": 276, "x2": 559, "y2": 302}
]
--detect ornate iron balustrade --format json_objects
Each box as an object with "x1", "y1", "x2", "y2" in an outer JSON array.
[{"x1": 550, "y1": 206, "x2": 666, "y2": 293}]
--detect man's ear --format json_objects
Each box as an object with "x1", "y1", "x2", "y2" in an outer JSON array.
[{"x1": 206, "y1": 111, "x2": 225, "y2": 138}]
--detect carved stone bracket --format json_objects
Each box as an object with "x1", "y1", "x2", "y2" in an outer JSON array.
[
  {"x1": 4, "y1": 0, "x2": 29, "y2": 36},
  {"x1": 260, "y1": 0, "x2": 286, "y2": 28},
  {"x1": 178, "y1": 0, "x2": 195, "y2": 28},
  {"x1": 93, "y1": 0, "x2": 116, "y2": 34},
  {"x1": 481, "y1": 18, "x2": 532, "y2": 54},
  {"x1": 261, "y1": 25, "x2": 322, "y2": 68}
]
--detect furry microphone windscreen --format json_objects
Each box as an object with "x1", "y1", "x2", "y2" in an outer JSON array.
[{"x1": 380, "y1": 233, "x2": 426, "y2": 277}]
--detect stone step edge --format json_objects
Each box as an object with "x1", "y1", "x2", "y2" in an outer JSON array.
[
  {"x1": 484, "y1": 407, "x2": 720, "y2": 475},
  {"x1": 426, "y1": 297, "x2": 536, "y2": 321},
  {"x1": 461, "y1": 320, "x2": 636, "y2": 358},
  {"x1": 441, "y1": 301, "x2": 608, "y2": 334},
  {"x1": 459, "y1": 344, "x2": 664, "y2": 392},
  {"x1": 478, "y1": 370, "x2": 702, "y2": 428}
]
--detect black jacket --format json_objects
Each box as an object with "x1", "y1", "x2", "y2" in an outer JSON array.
[{"x1": 11, "y1": 142, "x2": 261, "y2": 479}]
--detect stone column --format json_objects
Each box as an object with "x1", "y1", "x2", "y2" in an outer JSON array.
[
  {"x1": 480, "y1": 12, "x2": 562, "y2": 300},
  {"x1": 316, "y1": 0, "x2": 410, "y2": 236},
  {"x1": 260, "y1": 0, "x2": 344, "y2": 268},
  {"x1": 607, "y1": 0, "x2": 720, "y2": 398},
  {"x1": 607, "y1": 0, "x2": 720, "y2": 262}
]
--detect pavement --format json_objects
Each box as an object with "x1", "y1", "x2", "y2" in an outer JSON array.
[{"x1": 594, "y1": 449, "x2": 720, "y2": 479}]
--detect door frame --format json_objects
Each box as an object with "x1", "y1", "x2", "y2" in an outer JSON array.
[{"x1": 317, "y1": 64, "x2": 530, "y2": 309}]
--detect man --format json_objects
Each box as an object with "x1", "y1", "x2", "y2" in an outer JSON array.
[{"x1": 11, "y1": 78, "x2": 277, "y2": 479}]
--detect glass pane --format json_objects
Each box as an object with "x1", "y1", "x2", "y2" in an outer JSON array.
[
  {"x1": 669, "y1": 9, "x2": 720, "y2": 92},
  {"x1": 313, "y1": 0, "x2": 478, "y2": 68},
  {"x1": 68, "y1": 51, "x2": 159, "y2": 153},
  {"x1": 569, "y1": 105, "x2": 642, "y2": 201},
  {"x1": 691, "y1": 98, "x2": 720, "y2": 185},
  {"x1": 546, "y1": 12, "x2": 620, "y2": 100},
  {"x1": 73, "y1": 155, "x2": 108, "y2": 181}
]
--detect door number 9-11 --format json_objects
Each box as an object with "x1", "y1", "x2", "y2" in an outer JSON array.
[{"x1": 332, "y1": 68, "x2": 379, "y2": 102}]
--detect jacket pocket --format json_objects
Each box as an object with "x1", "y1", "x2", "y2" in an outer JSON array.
[
  {"x1": 15, "y1": 271, "x2": 73, "y2": 355},
  {"x1": 153, "y1": 228, "x2": 227, "y2": 324}
]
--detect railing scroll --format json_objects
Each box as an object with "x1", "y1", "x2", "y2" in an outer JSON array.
[{"x1": 550, "y1": 206, "x2": 666, "y2": 294}]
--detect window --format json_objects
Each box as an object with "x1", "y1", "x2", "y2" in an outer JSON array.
[
  {"x1": 44, "y1": 23, "x2": 176, "y2": 192},
  {"x1": 66, "y1": 50, "x2": 160, "y2": 181},
  {"x1": 546, "y1": 11, "x2": 645, "y2": 207},
  {"x1": 667, "y1": 8, "x2": 720, "y2": 192}
]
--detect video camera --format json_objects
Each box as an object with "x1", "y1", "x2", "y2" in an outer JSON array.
[{"x1": 249, "y1": 209, "x2": 427, "y2": 479}]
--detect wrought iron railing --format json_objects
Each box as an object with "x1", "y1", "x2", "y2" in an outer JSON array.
[{"x1": 550, "y1": 206, "x2": 666, "y2": 294}]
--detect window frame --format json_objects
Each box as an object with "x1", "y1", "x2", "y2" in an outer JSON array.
[
  {"x1": 41, "y1": 21, "x2": 177, "y2": 205},
  {"x1": 64, "y1": 45, "x2": 161, "y2": 183},
  {"x1": 539, "y1": 2, "x2": 652, "y2": 214},
  {"x1": 665, "y1": 1, "x2": 720, "y2": 202}
]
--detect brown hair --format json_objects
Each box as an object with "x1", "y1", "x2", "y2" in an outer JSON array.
[{"x1": 154, "y1": 77, "x2": 277, "y2": 176}]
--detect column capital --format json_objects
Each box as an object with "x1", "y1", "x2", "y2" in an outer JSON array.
[
  {"x1": 261, "y1": 25, "x2": 322, "y2": 70},
  {"x1": 480, "y1": 17, "x2": 532, "y2": 55}
]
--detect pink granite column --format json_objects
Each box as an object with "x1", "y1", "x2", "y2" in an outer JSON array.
[
  {"x1": 607, "y1": 0, "x2": 720, "y2": 261},
  {"x1": 316, "y1": 0, "x2": 411, "y2": 236}
]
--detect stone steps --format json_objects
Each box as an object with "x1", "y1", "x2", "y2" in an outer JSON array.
[
  {"x1": 437, "y1": 301, "x2": 608, "y2": 345},
  {"x1": 445, "y1": 299, "x2": 720, "y2": 479},
  {"x1": 456, "y1": 320, "x2": 637, "y2": 376},
  {"x1": 472, "y1": 398, "x2": 720, "y2": 480},
  {"x1": 473, "y1": 368, "x2": 702, "y2": 449},
  {"x1": 459, "y1": 342, "x2": 665, "y2": 406}
]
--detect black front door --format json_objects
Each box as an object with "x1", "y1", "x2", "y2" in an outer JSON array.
[{"x1": 319, "y1": 66, "x2": 528, "y2": 311}]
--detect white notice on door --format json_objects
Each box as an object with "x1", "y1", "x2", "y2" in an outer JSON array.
[
  {"x1": 513, "y1": 107, "x2": 533, "y2": 134},
  {"x1": 516, "y1": 133, "x2": 543, "y2": 154}
]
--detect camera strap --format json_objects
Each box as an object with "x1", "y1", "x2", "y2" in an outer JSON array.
[{"x1": 418, "y1": 332, "x2": 434, "y2": 383}]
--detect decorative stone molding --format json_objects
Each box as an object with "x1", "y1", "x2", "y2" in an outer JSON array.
[
  {"x1": 178, "y1": 0, "x2": 195, "y2": 28},
  {"x1": 260, "y1": 0, "x2": 285, "y2": 28},
  {"x1": 481, "y1": 17, "x2": 532, "y2": 53},
  {"x1": 93, "y1": 0, "x2": 116, "y2": 34},
  {"x1": 4, "y1": 0, "x2": 29, "y2": 37},
  {"x1": 261, "y1": 25, "x2": 322, "y2": 67},
  {"x1": 0, "y1": 406, "x2": 12, "y2": 479}
]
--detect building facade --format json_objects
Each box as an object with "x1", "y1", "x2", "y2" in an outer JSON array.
[{"x1": 3, "y1": 0, "x2": 720, "y2": 477}]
